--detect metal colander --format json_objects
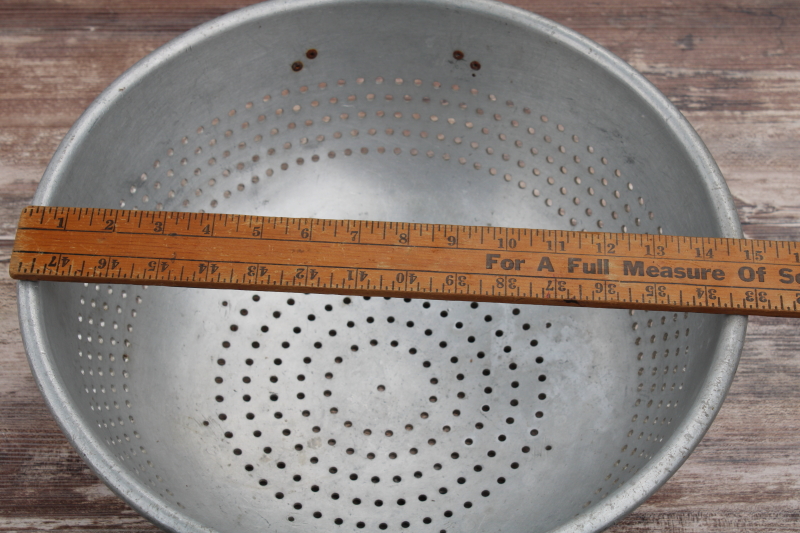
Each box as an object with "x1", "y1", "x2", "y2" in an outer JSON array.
[{"x1": 18, "y1": 0, "x2": 747, "y2": 531}]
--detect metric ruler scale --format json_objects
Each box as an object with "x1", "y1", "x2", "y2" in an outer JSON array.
[{"x1": 10, "y1": 206, "x2": 800, "y2": 318}]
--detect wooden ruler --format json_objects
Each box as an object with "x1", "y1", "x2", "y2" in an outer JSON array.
[{"x1": 9, "y1": 205, "x2": 800, "y2": 317}]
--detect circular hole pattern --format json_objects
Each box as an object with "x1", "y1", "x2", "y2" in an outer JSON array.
[
  {"x1": 205, "y1": 295, "x2": 553, "y2": 526},
  {"x1": 119, "y1": 74, "x2": 667, "y2": 527}
]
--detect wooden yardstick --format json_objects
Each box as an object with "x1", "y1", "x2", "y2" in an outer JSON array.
[{"x1": 9, "y1": 205, "x2": 800, "y2": 317}]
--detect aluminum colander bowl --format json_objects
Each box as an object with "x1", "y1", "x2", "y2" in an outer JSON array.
[{"x1": 18, "y1": 0, "x2": 746, "y2": 531}]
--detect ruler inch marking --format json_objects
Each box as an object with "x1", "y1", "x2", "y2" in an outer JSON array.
[{"x1": 10, "y1": 206, "x2": 800, "y2": 318}]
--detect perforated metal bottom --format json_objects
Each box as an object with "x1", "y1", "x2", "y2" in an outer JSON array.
[
  {"x1": 21, "y1": 1, "x2": 744, "y2": 532},
  {"x1": 56, "y1": 77, "x2": 704, "y2": 531}
]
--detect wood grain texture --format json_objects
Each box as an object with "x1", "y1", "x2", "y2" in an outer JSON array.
[{"x1": 1, "y1": 1, "x2": 798, "y2": 531}]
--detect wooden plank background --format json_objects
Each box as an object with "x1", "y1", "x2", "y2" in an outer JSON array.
[{"x1": 0, "y1": 0, "x2": 798, "y2": 531}]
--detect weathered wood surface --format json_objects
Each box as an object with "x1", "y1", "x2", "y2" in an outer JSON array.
[{"x1": 0, "y1": 0, "x2": 798, "y2": 531}]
